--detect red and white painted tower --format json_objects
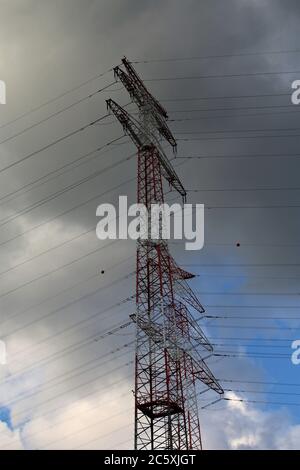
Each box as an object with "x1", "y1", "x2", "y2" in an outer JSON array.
[{"x1": 107, "y1": 58, "x2": 223, "y2": 450}]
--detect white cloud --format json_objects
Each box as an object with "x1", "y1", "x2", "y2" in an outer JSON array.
[{"x1": 202, "y1": 392, "x2": 300, "y2": 450}]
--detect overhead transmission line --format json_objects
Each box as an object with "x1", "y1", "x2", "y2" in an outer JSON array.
[
  {"x1": 133, "y1": 48, "x2": 300, "y2": 63},
  {"x1": 0, "y1": 82, "x2": 116, "y2": 147},
  {"x1": 0, "y1": 67, "x2": 113, "y2": 131}
]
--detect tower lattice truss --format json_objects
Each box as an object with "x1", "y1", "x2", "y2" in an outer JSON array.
[{"x1": 107, "y1": 58, "x2": 223, "y2": 450}]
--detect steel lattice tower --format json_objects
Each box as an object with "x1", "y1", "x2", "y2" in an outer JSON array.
[{"x1": 107, "y1": 58, "x2": 223, "y2": 450}]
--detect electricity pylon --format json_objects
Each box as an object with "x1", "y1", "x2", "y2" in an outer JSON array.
[{"x1": 106, "y1": 58, "x2": 223, "y2": 450}]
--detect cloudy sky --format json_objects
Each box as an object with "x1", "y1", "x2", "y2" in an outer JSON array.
[{"x1": 0, "y1": 0, "x2": 300, "y2": 450}]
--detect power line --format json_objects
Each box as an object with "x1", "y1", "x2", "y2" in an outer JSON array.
[
  {"x1": 225, "y1": 389, "x2": 300, "y2": 397},
  {"x1": 0, "y1": 242, "x2": 131, "y2": 303},
  {"x1": 3, "y1": 337, "x2": 134, "y2": 408},
  {"x1": 207, "y1": 205, "x2": 300, "y2": 209},
  {"x1": 189, "y1": 186, "x2": 300, "y2": 192},
  {"x1": 201, "y1": 243, "x2": 300, "y2": 248},
  {"x1": 0, "y1": 137, "x2": 126, "y2": 207},
  {"x1": 160, "y1": 91, "x2": 291, "y2": 102},
  {"x1": 0, "y1": 242, "x2": 125, "y2": 330},
  {"x1": 145, "y1": 69, "x2": 300, "y2": 82},
  {"x1": 169, "y1": 104, "x2": 295, "y2": 114},
  {"x1": 170, "y1": 108, "x2": 300, "y2": 121},
  {"x1": 0, "y1": 68, "x2": 113, "y2": 131},
  {"x1": 1, "y1": 253, "x2": 134, "y2": 337},
  {"x1": 195, "y1": 273, "x2": 300, "y2": 280},
  {"x1": 0, "y1": 173, "x2": 134, "y2": 250},
  {"x1": 184, "y1": 263, "x2": 300, "y2": 267},
  {"x1": 213, "y1": 343, "x2": 294, "y2": 349},
  {"x1": 210, "y1": 337, "x2": 296, "y2": 342},
  {"x1": 178, "y1": 133, "x2": 300, "y2": 142},
  {"x1": 215, "y1": 351, "x2": 295, "y2": 357},
  {"x1": 220, "y1": 379, "x2": 300, "y2": 387},
  {"x1": 0, "y1": 376, "x2": 133, "y2": 450},
  {"x1": 198, "y1": 292, "x2": 300, "y2": 296},
  {"x1": 204, "y1": 305, "x2": 300, "y2": 308},
  {"x1": 207, "y1": 315, "x2": 300, "y2": 320},
  {"x1": 134, "y1": 48, "x2": 300, "y2": 63},
  {"x1": 44, "y1": 406, "x2": 133, "y2": 450},
  {"x1": 6, "y1": 274, "x2": 135, "y2": 361},
  {"x1": 0, "y1": 82, "x2": 116, "y2": 147},
  {"x1": 0, "y1": 112, "x2": 110, "y2": 176},
  {"x1": 0, "y1": 356, "x2": 134, "y2": 442},
  {"x1": 0, "y1": 156, "x2": 185, "y2": 251},
  {"x1": 223, "y1": 397, "x2": 300, "y2": 407},
  {"x1": 0, "y1": 149, "x2": 133, "y2": 229},
  {"x1": 177, "y1": 152, "x2": 300, "y2": 160},
  {"x1": 207, "y1": 325, "x2": 299, "y2": 331},
  {"x1": 177, "y1": 125, "x2": 300, "y2": 134}
]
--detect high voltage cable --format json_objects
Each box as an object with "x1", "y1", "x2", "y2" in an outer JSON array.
[
  {"x1": 2, "y1": 338, "x2": 134, "y2": 409},
  {"x1": 1, "y1": 253, "x2": 134, "y2": 337},
  {"x1": 171, "y1": 108, "x2": 300, "y2": 121},
  {"x1": 5, "y1": 331, "x2": 133, "y2": 401},
  {"x1": 161, "y1": 92, "x2": 290, "y2": 102},
  {"x1": 145, "y1": 69, "x2": 300, "y2": 82},
  {"x1": 0, "y1": 149, "x2": 134, "y2": 229},
  {"x1": 75, "y1": 423, "x2": 132, "y2": 451},
  {"x1": 0, "y1": 241, "x2": 132, "y2": 303},
  {"x1": 215, "y1": 351, "x2": 295, "y2": 357},
  {"x1": 1, "y1": 267, "x2": 134, "y2": 341},
  {"x1": 0, "y1": 240, "x2": 124, "y2": 329},
  {"x1": 0, "y1": 376, "x2": 132, "y2": 449},
  {"x1": 207, "y1": 315, "x2": 300, "y2": 320},
  {"x1": 9, "y1": 277, "x2": 134, "y2": 366},
  {"x1": 0, "y1": 68, "x2": 113, "y2": 131},
  {"x1": 212, "y1": 343, "x2": 294, "y2": 349},
  {"x1": 225, "y1": 397, "x2": 300, "y2": 406},
  {"x1": 2, "y1": 341, "x2": 133, "y2": 403},
  {"x1": 207, "y1": 205, "x2": 300, "y2": 209},
  {"x1": 178, "y1": 133, "x2": 300, "y2": 142},
  {"x1": 225, "y1": 389, "x2": 300, "y2": 397},
  {"x1": 206, "y1": 325, "x2": 299, "y2": 331},
  {"x1": 7, "y1": 356, "x2": 133, "y2": 431},
  {"x1": 0, "y1": 112, "x2": 110, "y2": 176},
  {"x1": 0, "y1": 82, "x2": 116, "y2": 147},
  {"x1": 201, "y1": 244, "x2": 300, "y2": 248},
  {"x1": 134, "y1": 49, "x2": 300, "y2": 63},
  {"x1": 3, "y1": 173, "x2": 299, "y2": 230},
  {"x1": 169, "y1": 104, "x2": 295, "y2": 114},
  {"x1": 0, "y1": 136, "x2": 127, "y2": 207},
  {"x1": 201, "y1": 397, "x2": 300, "y2": 409},
  {"x1": 44, "y1": 405, "x2": 133, "y2": 450},
  {"x1": 0, "y1": 173, "x2": 135, "y2": 250},
  {"x1": 185, "y1": 263, "x2": 300, "y2": 267},
  {"x1": 220, "y1": 379, "x2": 300, "y2": 387},
  {"x1": 188, "y1": 187, "x2": 300, "y2": 192},
  {"x1": 198, "y1": 292, "x2": 300, "y2": 296},
  {"x1": 204, "y1": 305, "x2": 300, "y2": 308},
  {"x1": 4, "y1": 370, "x2": 300, "y2": 445},
  {"x1": 0, "y1": 356, "x2": 134, "y2": 442},
  {"x1": 195, "y1": 273, "x2": 300, "y2": 280},
  {"x1": 178, "y1": 152, "x2": 300, "y2": 160},
  {"x1": 177, "y1": 125, "x2": 300, "y2": 134},
  {"x1": 0, "y1": 156, "x2": 184, "y2": 251},
  {"x1": 211, "y1": 337, "x2": 296, "y2": 342}
]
